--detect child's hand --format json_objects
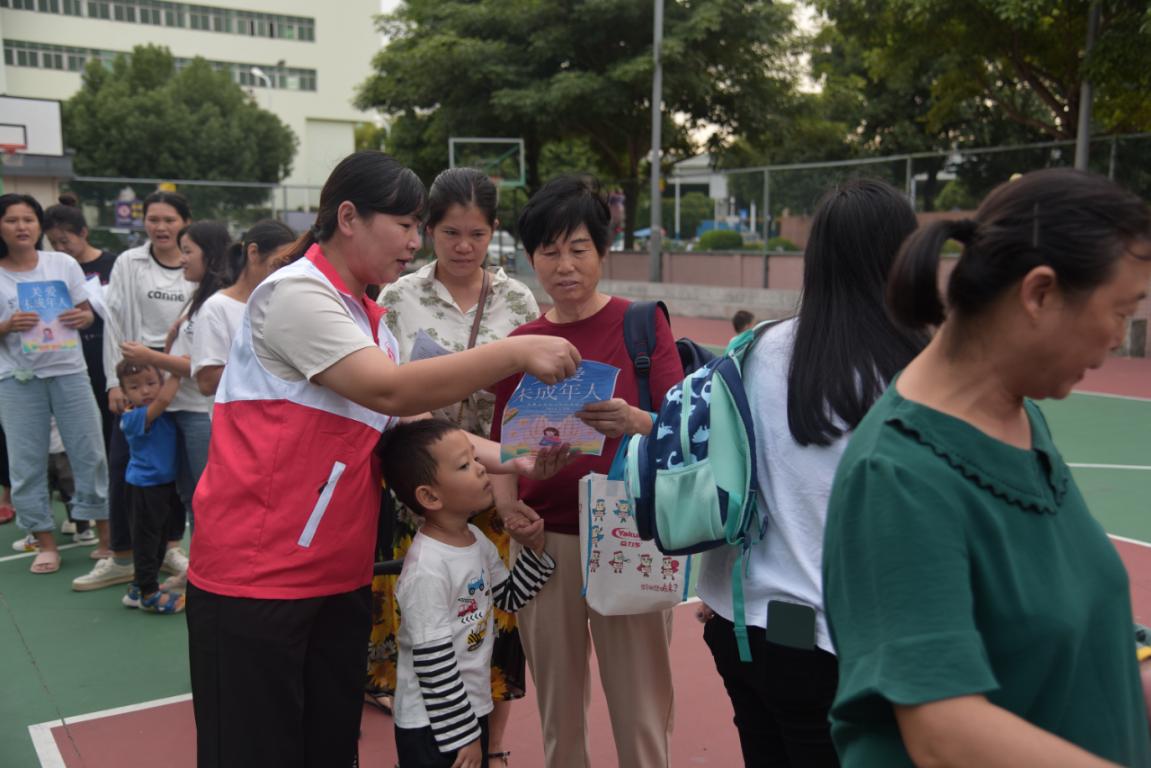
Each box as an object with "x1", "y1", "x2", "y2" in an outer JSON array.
[
  {"x1": 511, "y1": 443, "x2": 572, "y2": 480},
  {"x1": 450, "y1": 737, "x2": 483, "y2": 768},
  {"x1": 501, "y1": 500, "x2": 546, "y2": 554}
]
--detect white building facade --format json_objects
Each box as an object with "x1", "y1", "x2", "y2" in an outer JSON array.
[{"x1": 0, "y1": 0, "x2": 379, "y2": 204}]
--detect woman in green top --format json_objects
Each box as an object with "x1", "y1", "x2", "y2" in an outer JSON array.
[{"x1": 823, "y1": 168, "x2": 1151, "y2": 768}]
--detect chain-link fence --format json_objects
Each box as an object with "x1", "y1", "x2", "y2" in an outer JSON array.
[
  {"x1": 60, "y1": 176, "x2": 323, "y2": 253},
  {"x1": 667, "y1": 133, "x2": 1151, "y2": 249}
]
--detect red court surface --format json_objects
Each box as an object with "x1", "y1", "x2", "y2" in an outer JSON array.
[
  {"x1": 24, "y1": 333, "x2": 1151, "y2": 768},
  {"x1": 34, "y1": 602, "x2": 737, "y2": 767}
]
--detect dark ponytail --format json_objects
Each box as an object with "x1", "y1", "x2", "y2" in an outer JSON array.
[
  {"x1": 284, "y1": 151, "x2": 426, "y2": 263},
  {"x1": 887, "y1": 168, "x2": 1151, "y2": 330},
  {"x1": 44, "y1": 193, "x2": 89, "y2": 235},
  {"x1": 226, "y1": 242, "x2": 246, "y2": 281},
  {"x1": 233, "y1": 218, "x2": 295, "y2": 277},
  {"x1": 887, "y1": 219, "x2": 975, "y2": 328}
]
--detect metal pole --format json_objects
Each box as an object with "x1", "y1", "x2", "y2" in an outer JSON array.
[
  {"x1": 1108, "y1": 136, "x2": 1118, "y2": 180},
  {"x1": 648, "y1": 0, "x2": 664, "y2": 282},
  {"x1": 674, "y1": 178, "x2": 681, "y2": 240},
  {"x1": 762, "y1": 170, "x2": 771, "y2": 289},
  {"x1": 1074, "y1": 1, "x2": 1101, "y2": 171}
]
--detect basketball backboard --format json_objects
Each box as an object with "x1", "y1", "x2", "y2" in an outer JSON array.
[
  {"x1": 0, "y1": 96, "x2": 64, "y2": 156},
  {"x1": 448, "y1": 137, "x2": 526, "y2": 189}
]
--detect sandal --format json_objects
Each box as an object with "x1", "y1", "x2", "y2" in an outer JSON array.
[
  {"x1": 30, "y1": 550, "x2": 60, "y2": 574},
  {"x1": 139, "y1": 590, "x2": 185, "y2": 614},
  {"x1": 488, "y1": 751, "x2": 511, "y2": 766}
]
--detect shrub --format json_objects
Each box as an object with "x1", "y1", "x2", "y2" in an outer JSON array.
[
  {"x1": 766, "y1": 236, "x2": 799, "y2": 251},
  {"x1": 698, "y1": 229, "x2": 744, "y2": 250}
]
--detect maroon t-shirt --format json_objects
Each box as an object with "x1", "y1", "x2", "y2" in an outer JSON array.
[{"x1": 491, "y1": 296, "x2": 683, "y2": 535}]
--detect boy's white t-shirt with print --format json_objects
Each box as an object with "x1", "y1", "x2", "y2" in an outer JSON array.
[
  {"x1": 0, "y1": 251, "x2": 90, "y2": 380},
  {"x1": 393, "y1": 524, "x2": 509, "y2": 730}
]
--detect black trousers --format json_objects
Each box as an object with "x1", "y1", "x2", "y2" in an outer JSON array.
[
  {"x1": 186, "y1": 583, "x2": 372, "y2": 768},
  {"x1": 704, "y1": 614, "x2": 840, "y2": 768},
  {"x1": 127, "y1": 481, "x2": 180, "y2": 594},
  {"x1": 109, "y1": 417, "x2": 185, "y2": 552},
  {"x1": 395, "y1": 714, "x2": 490, "y2": 768}
]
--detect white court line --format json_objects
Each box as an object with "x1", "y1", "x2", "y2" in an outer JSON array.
[
  {"x1": 1075, "y1": 390, "x2": 1151, "y2": 403},
  {"x1": 29, "y1": 693, "x2": 193, "y2": 768},
  {"x1": 1110, "y1": 534, "x2": 1151, "y2": 550},
  {"x1": 1068, "y1": 463, "x2": 1151, "y2": 471},
  {"x1": 0, "y1": 542, "x2": 84, "y2": 564}
]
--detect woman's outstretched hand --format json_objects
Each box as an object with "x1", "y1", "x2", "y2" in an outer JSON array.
[{"x1": 514, "y1": 335, "x2": 581, "y2": 384}]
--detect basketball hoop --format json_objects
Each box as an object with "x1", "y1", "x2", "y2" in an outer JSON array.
[{"x1": 0, "y1": 144, "x2": 26, "y2": 168}]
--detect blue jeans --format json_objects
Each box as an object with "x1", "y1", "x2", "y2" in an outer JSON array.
[
  {"x1": 171, "y1": 409, "x2": 211, "y2": 529},
  {"x1": 0, "y1": 373, "x2": 108, "y2": 533}
]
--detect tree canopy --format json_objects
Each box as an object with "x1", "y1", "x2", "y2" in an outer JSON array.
[
  {"x1": 63, "y1": 45, "x2": 297, "y2": 216},
  {"x1": 357, "y1": 0, "x2": 796, "y2": 246}
]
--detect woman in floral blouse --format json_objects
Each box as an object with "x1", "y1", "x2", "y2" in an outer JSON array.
[{"x1": 372, "y1": 168, "x2": 539, "y2": 765}]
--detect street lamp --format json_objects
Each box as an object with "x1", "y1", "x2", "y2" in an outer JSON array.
[
  {"x1": 250, "y1": 66, "x2": 272, "y2": 88},
  {"x1": 249, "y1": 66, "x2": 273, "y2": 110}
]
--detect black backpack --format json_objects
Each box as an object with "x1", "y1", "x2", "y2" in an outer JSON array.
[{"x1": 623, "y1": 301, "x2": 717, "y2": 409}]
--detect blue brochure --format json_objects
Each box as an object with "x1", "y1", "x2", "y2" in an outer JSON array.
[
  {"x1": 500, "y1": 360, "x2": 621, "y2": 461},
  {"x1": 17, "y1": 280, "x2": 79, "y2": 354}
]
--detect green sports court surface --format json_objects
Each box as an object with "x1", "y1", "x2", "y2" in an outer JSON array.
[{"x1": 2, "y1": 384, "x2": 1149, "y2": 767}]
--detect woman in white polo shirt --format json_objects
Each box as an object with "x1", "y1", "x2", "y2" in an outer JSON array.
[{"x1": 187, "y1": 151, "x2": 579, "y2": 768}]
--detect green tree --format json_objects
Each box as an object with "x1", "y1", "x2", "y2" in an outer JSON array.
[
  {"x1": 816, "y1": 0, "x2": 1151, "y2": 140},
  {"x1": 63, "y1": 45, "x2": 297, "y2": 222},
  {"x1": 357, "y1": 0, "x2": 796, "y2": 248}
]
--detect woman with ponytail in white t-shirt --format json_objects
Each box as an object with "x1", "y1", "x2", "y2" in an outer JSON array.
[
  {"x1": 73, "y1": 191, "x2": 195, "y2": 591},
  {"x1": 191, "y1": 219, "x2": 295, "y2": 398}
]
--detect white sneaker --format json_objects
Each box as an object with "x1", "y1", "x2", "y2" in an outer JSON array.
[
  {"x1": 11, "y1": 534, "x2": 37, "y2": 553},
  {"x1": 73, "y1": 528, "x2": 98, "y2": 546},
  {"x1": 60, "y1": 520, "x2": 78, "y2": 535},
  {"x1": 72, "y1": 557, "x2": 134, "y2": 592},
  {"x1": 161, "y1": 547, "x2": 189, "y2": 576}
]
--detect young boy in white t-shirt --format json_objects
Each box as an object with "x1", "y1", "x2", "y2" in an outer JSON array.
[{"x1": 379, "y1": 419, "x2": 556, "y2": 768}]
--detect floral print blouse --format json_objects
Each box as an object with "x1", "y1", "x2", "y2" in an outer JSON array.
[{"x1": 379, "y1": 261, "x2": 540, "y2": 436}]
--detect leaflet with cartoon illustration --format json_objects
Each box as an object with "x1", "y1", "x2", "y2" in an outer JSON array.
[
  {"x1": 17, "y1": 281, "x2": 79, "y2": 354},
  {"x1": 500, "y1": 360, "x2": 620, "y2": 461}
]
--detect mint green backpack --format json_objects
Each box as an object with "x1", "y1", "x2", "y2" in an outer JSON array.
[{"x1": 624, "y1": 321, "x2": 777, "y2": 661}]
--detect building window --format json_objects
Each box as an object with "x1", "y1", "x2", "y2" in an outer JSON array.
[
  {"x1": 3, "y1": 0, "x2": 314, "y2": 44},
  {"x1": 113, "y1": 2, "x2": 136, "y2": 22}
]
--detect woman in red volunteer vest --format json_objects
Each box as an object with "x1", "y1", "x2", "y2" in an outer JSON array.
[{"x1": 186, "y1": 151, "x2": 579, "y2": 768}]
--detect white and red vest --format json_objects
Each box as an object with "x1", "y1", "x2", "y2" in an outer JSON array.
[{"x1": 188, "y1": 245, "x2": 397, "y2": 599}]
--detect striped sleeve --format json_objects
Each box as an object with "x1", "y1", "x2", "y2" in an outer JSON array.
[
  {"x1": 412, "y1": 637, "x2": 481, "y2": 754},
  {"x1": 492, "y1": 548, "x2": 556, "y2": 613}
]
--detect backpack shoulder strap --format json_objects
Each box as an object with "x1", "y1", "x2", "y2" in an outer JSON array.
[
  {"x1": 728, "y1": 316, "x2": 790, "y2": 369},
  {"x1": 623, "y1": 301, "x2": 670, "y2": 411}
]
